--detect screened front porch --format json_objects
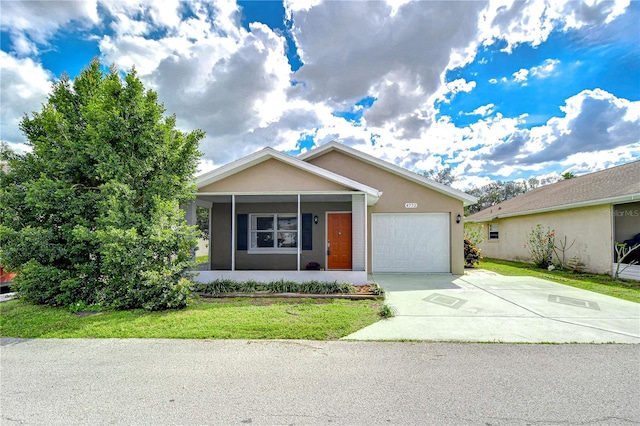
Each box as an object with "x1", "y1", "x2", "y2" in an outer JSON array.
[{"x1": 185, "y1": 192, "x2": 369, "y2": 285}]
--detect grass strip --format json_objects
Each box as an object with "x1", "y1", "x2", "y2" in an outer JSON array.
[
  {"x1": 479, "y1": 258, "x2": 640, "y2": 303},
  {"x1": 0, "y1": 298, "x2": 382, "y2": 340}
]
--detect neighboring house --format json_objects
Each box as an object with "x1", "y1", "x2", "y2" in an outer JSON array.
[
  {"x1": 467, "y1": 161, "x2": 640, "y2": 280},
  {"x1": 187, "y1": 141, "x2": 477, "y2": 284}
]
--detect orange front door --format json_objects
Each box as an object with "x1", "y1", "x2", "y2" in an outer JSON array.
[{"x1": 327, "y1": 213, "x2": 352, "y2": 270}]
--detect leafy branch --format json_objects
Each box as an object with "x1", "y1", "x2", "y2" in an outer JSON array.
[{"x1": 613, "y1": 242, "x2": 640, "y2": 280}]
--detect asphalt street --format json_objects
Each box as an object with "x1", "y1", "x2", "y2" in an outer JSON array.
[{"x1": 1, "y1": 339, "x2": 639, "y2": 425}]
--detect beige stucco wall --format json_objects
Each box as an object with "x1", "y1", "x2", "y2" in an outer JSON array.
[
  {"x1": 307, "y1": 150, "x2": 466, "y2": 274},
  {"x1": 199, "y1": 159, "x2": 351, "y2": 193},
  {"x1": 476, "y1": 204, "x2": 613, "y2": 273},
  {"x1": 209, "y1": 201, "x2": 350, "y2": 271}
]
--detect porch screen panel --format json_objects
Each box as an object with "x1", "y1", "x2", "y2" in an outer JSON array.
[
  {"x1": 302, "y1": 213, "x2": 312, "y2": 250},
  {"x1": 237, "y1": 214, "x2": 248, "y2": 250}
]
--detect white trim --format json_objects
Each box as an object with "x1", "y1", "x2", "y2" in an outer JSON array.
[
  {"x1": 231, "y1": 195, "x2": 236, "y2": 272},
  {"x1": 488, "y1": 223, "x2": 499, "y2": 240},
  {"x1": 196, "y1": 147, "x2": 381, "y2": 203},
  {"x1": 208, "y1": 206, "x2": 213, "y2": 270},
  {"x1": 247, "y1": 213, "x2": 299, "y2": 253},
  {"x1": 192, "y1": 270, "x2": 368, "y2": 285},
  {"x1": 364, "y1": 193, "x2": 368, "y2": 273},
  {"x1": 198, "y1": 190, "x2": 366, "y2": 196},
  {"x1": 467, "y1": 193, "x2": 640, "y2": 222},
  {"x1": 297, "y1": 194, "x2": 301, "y2": 271},
  {"x1": 299, "y1": 141, "x2": 478, "y2": 206},
  {"x1": 246, "y1": 249, "x2": 298, "y2": 255}
]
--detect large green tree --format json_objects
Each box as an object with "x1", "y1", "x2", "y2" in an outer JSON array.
[{"x1": 0, "y1": 59, "x2": 204, "y2": 310}]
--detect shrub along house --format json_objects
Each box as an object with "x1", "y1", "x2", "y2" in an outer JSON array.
[
  {"x1": 186, "y1": 141, "x2": 477, "y2": 284},
  {"x1": 467, "y1": 161, "x2": 640, "y2": 280}
]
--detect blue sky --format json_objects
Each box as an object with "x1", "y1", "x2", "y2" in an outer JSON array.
[{"x1": 1, "y1": 0, "x2": 638, "y2": 190}]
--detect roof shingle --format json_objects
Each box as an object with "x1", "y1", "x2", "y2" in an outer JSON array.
[{"x1": 468, "y1": 161, "x2": 640, "y2": 221}]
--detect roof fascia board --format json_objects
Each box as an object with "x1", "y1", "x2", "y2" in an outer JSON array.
[
  {"x1": 196, "y1": 148, "x2": 381, "y2": 202},
  {"x1": 299, "y1": 141, "x2": 478, "y2": 206},
  {"x1": 466, "y1": 193, "x2": 640, "y2": 222}
]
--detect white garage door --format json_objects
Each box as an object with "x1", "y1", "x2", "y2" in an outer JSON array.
[{"x1": 372, "y1": 213, "x2": 450, "y2": 273}]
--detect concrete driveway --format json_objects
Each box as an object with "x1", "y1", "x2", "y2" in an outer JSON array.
[{"x1": 345, "y1": 270, "x2": 640, "y2": 343}]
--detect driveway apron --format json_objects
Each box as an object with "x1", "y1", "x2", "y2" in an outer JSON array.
[{"x1": 345, "y1": 270, "x2": 640, "y2": 343}]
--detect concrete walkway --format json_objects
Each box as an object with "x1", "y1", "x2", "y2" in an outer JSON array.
[{"x1": 345, "y1": 270, "x2": 640, "y2": 343}]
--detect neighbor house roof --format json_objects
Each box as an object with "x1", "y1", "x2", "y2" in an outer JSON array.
[
  {"x1": 298, "y1": 141, "x2": 478, "y2": 206},
  {"x1": 196, "y1": 147, "x2": 382, "y2": 204},
  {"x1": 468, "y1": 161, "x2": 640, "y2": 222}
]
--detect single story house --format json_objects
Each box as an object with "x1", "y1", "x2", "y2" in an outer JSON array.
[
  {"x1": 467, "y1": 161, "x2": 640, "y2": 280},
  {"x1": 187, "y1": 141, "x2": 477, "y2": 284}
]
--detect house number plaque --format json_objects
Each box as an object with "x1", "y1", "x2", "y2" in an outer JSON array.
[{"x1": 404, "y1": 203, "x2": 418, "y2": 208}]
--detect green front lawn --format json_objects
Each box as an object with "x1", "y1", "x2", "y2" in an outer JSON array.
[
  {"x1": 479, "y1": 258, "x2": 640, "y2": 303},
  {"x1": 0, "y1": 298, "x2": 383, "y2": 340}
]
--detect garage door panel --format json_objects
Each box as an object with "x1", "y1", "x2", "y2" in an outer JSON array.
[{"x1": 372, "y1": 213, "x2": 450, "y2": 273}]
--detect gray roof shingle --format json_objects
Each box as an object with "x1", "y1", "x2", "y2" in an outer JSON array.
[{"x1": 468, "y1": 161, "x2": 640, "y2": 221}]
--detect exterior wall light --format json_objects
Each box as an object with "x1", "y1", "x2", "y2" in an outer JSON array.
[
  {"x1": 456, "y1": 214, "x2": 462, "y2": 224},
  {"x1": 314, "y1": 215, "x2": 319, "y2": 224}
]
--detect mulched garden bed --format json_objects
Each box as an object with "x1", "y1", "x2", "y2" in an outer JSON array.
[{"x1": 196, "y1": 284, "x2": 383, "y2": 300}]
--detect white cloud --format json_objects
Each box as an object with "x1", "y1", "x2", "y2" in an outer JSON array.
[
  {"x1": 197, "y1": 158, "x2": 219, "y2": 175},
  {"x1": 510, "y1": 59, "x2": 560, "y2": 84},
  {"x1": 468, "y1": 104, "x2": 496, "y2": 117},
  {"x1": 494, "y1": 58, "x2": 561, "y2": 90},
  {"x1": 512, "y1": 68, "x2": 529, "y2": 83},
  {"x1": 439, "y1": 78, "x2": 477, "y2": 103},
  {"x1": 0, "y1": 0, "x2": 637, "y2": 190},
  {"x1": 530, "y1": 58, "x2": 560, "y2": 78},
  {"x1": 479, "y1": 0, "x2": 631, "y2": 51},
  {"x1": 0, "y1": 0, "x2": 99, "y2": 55},
  {"x1": 290, "y1": 1, "x2": 486, "y2": 112},
  {"x1": 0, "y1": 52, "x2": 53, "y2": 147},
  {"x1": 477, "y1": 89, "x2": 640, "y2": 169},
  {"x1": 562, "y1": 144, "x2": 640, "y2": 174},
  {"x1": 283, "y1": 0, "x2": 323, "y2": 18}
]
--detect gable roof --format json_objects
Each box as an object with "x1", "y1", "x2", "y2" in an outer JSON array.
[
  {"x1": 298, "y1": 141, "x2": 478, "y2": 206},
  {"x1": 468, "y1": 161, "x2": 640, "y2": 222},
  {"x1": 196, "y1": 147, "x2": 382, "y2": 203}
]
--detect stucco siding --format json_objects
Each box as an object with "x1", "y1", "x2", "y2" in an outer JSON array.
[
  {"x1": 477, "y1": 204, "x2": 613, "y2": 273},
  {"x1": 352, "y1": 194, "x2": 366, "y2": 271},
  {"x1": 199, "y1": 159, "x2": 351, "y2": 193},
  {"x1": 307, "y1": 150, "x2": 465, "y2": 275}
]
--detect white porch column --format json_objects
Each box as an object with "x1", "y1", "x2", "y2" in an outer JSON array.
[
  {"x1": 297, "y1": 193, "x2": 301, "y2": 271},
  {"x1": 351, "y1": 193, "x2": 366, "y2": 271},
  {"x1": 231, "y1": 194, "x2": 236, "y2": 272},
  {"x1": 208, "y1": 205, "x2": 213, "y2": 270}
]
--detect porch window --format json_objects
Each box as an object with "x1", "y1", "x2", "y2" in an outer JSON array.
[
  {"x1": 249, "y1": 214, "x2": 297, "y2": 252},
  {"x1": 489, "y1": 223, "x2": 499, "y2": 240}
]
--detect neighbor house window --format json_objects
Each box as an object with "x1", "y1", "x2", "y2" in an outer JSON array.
[
  {"x1": 489, "y1": 223, "x2": 499, "y2": 240},
  {"x1": 249, "y1": 214, "x2": 297, "y2": 252}
]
